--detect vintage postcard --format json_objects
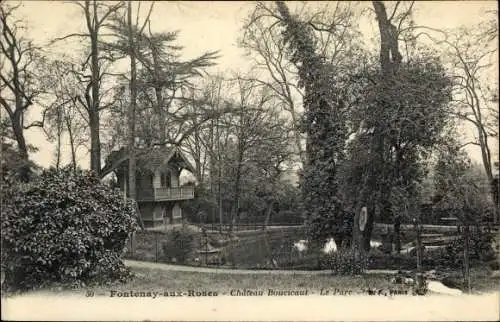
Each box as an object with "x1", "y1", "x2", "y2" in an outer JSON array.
[{"x1": 1, "y1": 1, "x2": 499, "y2": 321}]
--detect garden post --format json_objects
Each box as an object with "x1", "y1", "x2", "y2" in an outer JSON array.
[
  {"x1": 463, "y1": 224, "x2": 471, "y2": 293},
  {"x1": 413, "y1": 217, "x2": 425, "y2": 293},
  {"x1": 130, "y1": 232, "x2": 136, "y2": 257},
  {"x1": 155, "y1": 233, "x2": 159, "y2": 263},
  {"x1": 205, "y1": 231, "x2": 208, "y2": 266}
]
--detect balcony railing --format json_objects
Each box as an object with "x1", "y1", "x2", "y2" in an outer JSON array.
[{"x1": 137, "y1": 186, "x2": 194, "y2": 201}]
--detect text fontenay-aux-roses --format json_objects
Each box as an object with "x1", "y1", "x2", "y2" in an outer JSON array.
[{"x1": 108, "y1": 289, "x2": 311, "y2": 298}]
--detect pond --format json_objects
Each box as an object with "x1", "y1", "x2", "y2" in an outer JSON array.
[{"x1": 127, "y1": 225, "x2": 455, "y2": 271}]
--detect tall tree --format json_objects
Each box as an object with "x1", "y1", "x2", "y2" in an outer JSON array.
[
  {"x1": 189, "y1": 75, "x2": 231, "y2": 227},
  {"x1": 136, "y1": 27, "x2": 218, "y2": 145},
  {"x1": 52, "y1": 1, "x2": 125, "y2": 175},
  {"x1": 43, "y1": 59, "x2": 89, "y2": 172},
  {"x1": 354, "y1": 1, "x2": 453, "y2": 252},
  {"x1": 100, "y1": 11, "x2": 219, "y2": 178},
  {"x1": 441, "y1": 20, "x2": 498, "y2": 207},
  {"x1": 241, "y1": 5, "x2": 304, "y2": 165},
  {"x1": 241, "y1": 2, "x2": 363, "y2": 168},
  {"x1": 0, "y1": 4, "x2": 47, "y2": 180},
  {"x1": 275, "y1": 1, "x2": 348, "y2": 246},
  {"x1": 126, "y1": 0, "x2": 141, "y2": 254}
]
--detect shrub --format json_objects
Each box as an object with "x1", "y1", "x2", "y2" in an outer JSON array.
[
  {"x1": 161, "y1": 226, "x2": 196, "y2": 264},
  {"x1": 1, "y1": 167, "x2": 138, "y2": 292},
  {"x1": 442, "y1": 232, "x2": 495, "y2": 265},
  {"x1": 319, "y1": 248, "x2": 369, "y2": 275}
]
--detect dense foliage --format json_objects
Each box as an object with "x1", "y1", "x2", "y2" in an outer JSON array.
[
  {"x1": 319, "y1": 249, "x2": 369, "y2": 275},
  {"x1": 1, "y1": 168, "x2": 138, "y2": 291},
  {"x1": 276, "y1": 1, "x2": 348, "y2": 245},
  {"x1": 433, "y1": 141, "x2": 496, "y2": 225},
  {"x1": 161, "y1": 226, "x2": 196, "y2": 264},
  {"x1": 339, "y1": 49, "x2": 454, "y2": 251}
]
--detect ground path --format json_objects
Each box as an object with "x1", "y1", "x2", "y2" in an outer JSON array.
[
  {"x1": 124, "y1": 259, "x2": 400, "y2": 275},
  {"x1": 125, "y1": 260, "x2": 494, "y2": 295}
]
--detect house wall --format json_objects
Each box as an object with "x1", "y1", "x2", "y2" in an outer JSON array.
[
  {"x1": 137, "y1": 173, "x2": 153, "y2": 190},
  {"x1": 170, "y1": 169, "x2": 180, "y2": 188},
  {"x1": 138, "y1": 202, "x2": 164, "y2": 227},
  {"x1": 153, "y1": 204, "x2": 164, "y2": 220},
  {"x1": 153, "y1": 170, "x2": 161, "y2": 188},
  {"x1": 153, "y1": 168, "x2": 182, "y2": 189},
  {"x1": 139, "y1": 203, "x2": 154, "y2": 221},
  {"x1": 172, "y1": 203, "x2": 182, "y2": 219}
]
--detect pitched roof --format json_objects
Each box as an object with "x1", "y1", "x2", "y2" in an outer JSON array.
[
  {"x1": 105, "y1": 146, "x2": 196, "y2": 174},
  {"x1": 139, "y1": 146, "x2": 196, "y2": 173}
]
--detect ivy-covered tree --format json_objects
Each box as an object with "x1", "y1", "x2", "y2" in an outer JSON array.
[
  {"x1": 275, "y1": 1, "x2": 349, "y2": 246},
  {"x1": 340, "y1": 1, "x2": 454, "y2": 252},
  {"x1": 345, "y1": 50, "x2": 453, "y2": 251}
]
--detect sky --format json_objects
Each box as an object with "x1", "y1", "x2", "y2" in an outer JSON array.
[{"x1": 4, "y1": 0, "x2": 499, "y2": 172}]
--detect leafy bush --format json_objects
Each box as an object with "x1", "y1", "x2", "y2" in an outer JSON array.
[
  {"x1": 442, "y1": 232, "x2": 495, "y2": 266},
  {"x1": 1, "y1": 168, "x2": 138, "y2": 292},
  {"x1": 161, "y1": 226, "x2": 196, "y2": 263},
  {"x1": 319, "y1": 248, "x2": 369, "y2": 275},
  {"x1": 1, "y1": 140, "x2": 38, "y2": 182}
]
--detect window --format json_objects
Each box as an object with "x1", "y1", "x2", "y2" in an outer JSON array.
[{"x1": 161, "y1": 171, "x2": 170, "y2": 187}]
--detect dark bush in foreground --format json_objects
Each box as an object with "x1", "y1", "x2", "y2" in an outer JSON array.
[{"x1": 1, "y1": 168, "x2": 138, "y2": 291}]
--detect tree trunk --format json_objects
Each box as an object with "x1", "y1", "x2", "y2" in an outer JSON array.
[
  {"x1": 190, "y1": 91, "x2": 203, "y2": 182},
  {"x1": 491, "y1": 177, "x2": 499, "y2": 223},
  {"x1": 353, "y1": 204, "x2": 375, "y2": 254},
  {"x1": 362, "y1": 205, "x2": 375, "y2": 251},
  {"x1": 127, "y1": 0, "x2": 138, "y2": 255},
  {"x1": 394, "y1": 214, "x2": 401, "y2": 253},
  {"x1": 127, "y1": 0, "x2": 137, "y2": 200},
  {"x1": 230, "y1": 159, "x2": 242, "y2": 233},
  {"x1": 354, "y1": 133, "x2": 380, "y2": 253},
  {"x1": 4, "y1": 9, "x2": 32, "y2": 181},
  {"x1": 352, "y1": 209, "x2": 364, "y2": 260},
  {"x1": 54, "y1": 108, "x2": 64, "y2": 170},
  {"x1": 65, "y1": 116, "x2": 77, "y2": 173},
  {"x1": 11, "y1": 112, "x2": 30, "y2": 181},
  {"x1": 263, "y1": 201, "x2": 274, "y2": 229},
  {"x1": 373, "y1": 1, "x2": 404, "y2": 255},
  {"x1": 231, "y1": 106, "x2": 246, "y2": 233},
  {"x1": 12, "y1": 116, "x2": 29, "y2": 156},
  {"x1": 193, "y1": 127, "x2": 203, "y2": 182},
  {"x1": 89, "y1": 108, "x2": 101, "y2": 175},
  {"x1": 413, "y1": 217, "x2": 425, "y2": 293},
  {"x1": 372, "y1": 1, "x2": 402, "y2": 77},
  {"x1": 476, "y1": 125, "x2": 496, "y2": 211},
  {"x1": 151, "y1": 43, "x2": 167, "y2": 143},
  {"x1": 55, "y1": 124, "x2": 62, "y2": 170},
  {"x1": 89, "y1": 1, "x2": 101, "y2": 175},
  {"x1": 215, "y1": 119, "x2": 224, "y2": 232},
  {"x1": 393, "y1": 146, "x2": 404, "y2": 254}
]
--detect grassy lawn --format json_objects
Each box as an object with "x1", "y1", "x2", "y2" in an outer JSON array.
[
  {"x1": 23, "y1": 267, "x2": 406, "y2": 297},
  {"x1": 10, "y1": 265, "x2": 498, "y2": 298}
]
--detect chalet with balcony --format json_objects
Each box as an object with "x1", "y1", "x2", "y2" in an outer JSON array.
[{"x1": 108, "y1": 146, "x2": 196, "y2": 227}]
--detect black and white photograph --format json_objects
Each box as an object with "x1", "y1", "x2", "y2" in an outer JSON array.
[{"x1": 1, "y1": 1, "x2": 499, "y2": 321}]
